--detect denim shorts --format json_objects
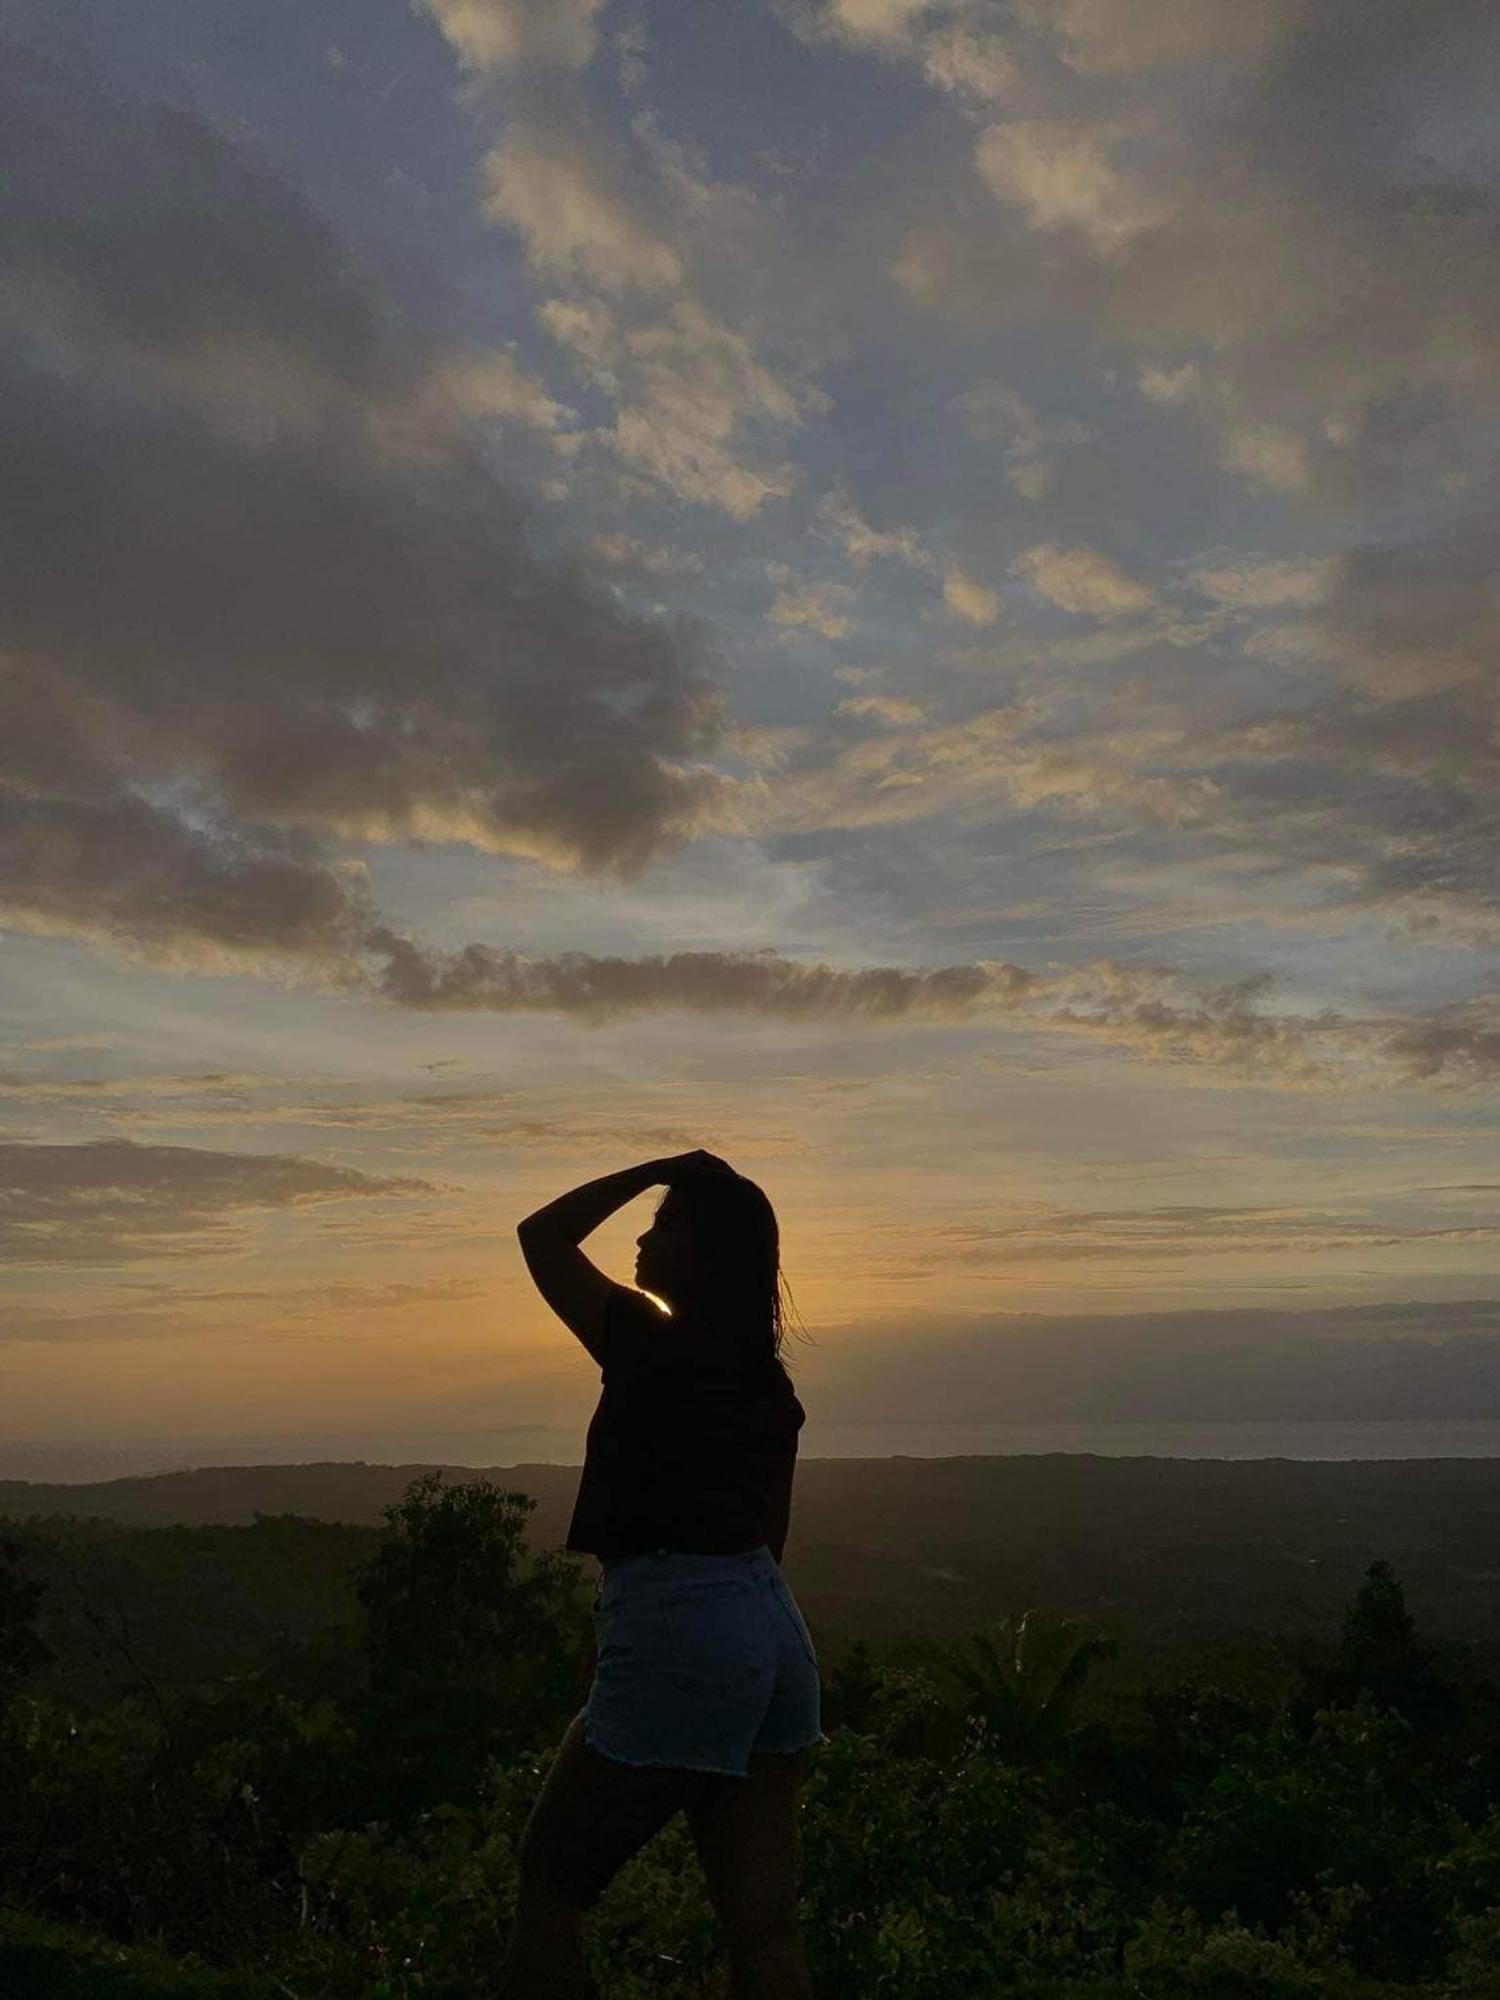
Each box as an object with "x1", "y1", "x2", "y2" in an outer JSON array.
[{"x1": 581, "y1": 1543, "x2": 828, "y2": 1778}]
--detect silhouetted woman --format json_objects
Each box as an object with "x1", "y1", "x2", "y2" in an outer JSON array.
[{"x1": 501, "y1": 1150, "x2": 823, "y2": 2000}]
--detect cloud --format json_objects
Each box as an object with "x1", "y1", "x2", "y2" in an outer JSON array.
[
  {"x1": 0, "y1": 1139, "x2": 436, "y2": 1268},
  {"x1": 815, "y1": 481, "x2": 934, "y2": 570},
  {"x1": 831, "y1": 1296, "x2": 1500, "y2": 1423},
  {"x1": 817, "y1": 0, "x2": 931, "y2": 50},
  {"x1": 128, "y1": 1093, "x2": 701, "y2": 1158},
  {"x1": 482, "y1": 121, "x2": 685, "y2": 295},
  {"x1": 976, "y1": 115, "x2": 1175, "y2": 253},
  {"x1": 813, "y1": 0, "x2": 1287, "y2": 104},
  {"x1": 767, "y1": 566, "x2": 858, "y2": 639},
  {"x1": 1380, "y1": 1019, "x2": 1500, "y2": 1090},
  {"x1": 591, "y1": 533, "x2": 704, "y2": 577},
  {"x1": 0, "y1": 1070, "x2": 270, "y2": 1114},
  {"x1": 7, "y1": 28, "x2": 1499, "y2": 1100},
  {"x1": 1187, "y1": 555, "x2": 1333, "y2": 611},
  {"x1": 1014, "y1": 0, "x2": 1301, "y2": 80},
  {"x1": 781, "y1": 476, "x2": 1498, "y2": 949},
  {"x1": 917, "y1": 20, "x2": 1018, "y2": 104},
  {"x1": 0, "y1": 782, "x2": 370, "y2": 978},
  {"x1": 718, "y1": 700, "x2": 1218, "y2": 838},
  {"x1": 600, "y1": 297, "x2": 812, "y2": 519},
  {"x1": 951, "y1": 380, "x2": 1094, "y2": 499},
  {"x1": 1322, "y1": 476, "x2": 1500, "y2": 701},
  {"x1": 891, "y1": 2, "x2": 1500, "y2": 506},
  {"x1": 815, "y1": 481, "x2": 1008, "y2": 632},
  {"x1": 804, "y1": 0, "x2": 1017, "y2": 104},
  {"x1": 426, "y1": 344, "x2": 577, "y2": 431},
  {"x1": 1012, "y1": 543, "x2": 1155, "y2": 616},
  {"x1": 833, "y1": 695, "x2": 927, "y2": 727},
  {"x1": 942, "y1": 566, "x2": 1000, "y2": 625},
  {"x1": 0, "y1": 51, "x2": 729, "y2": 979},
  {"x1": 342, "y1": 932, "x2": 1500, "y2": 1096},
  {"x1": 0, "y1": 1276, "x2": 494, "y2": 1342},
  {"x1": 486, "y1": 116, "x2": 822, "y2": 517},
  {"x1": 359, "y1": 931, "x2": 1010, "y2": 1023},
  {"x1": 415, "y1": 0, "x2": 604, "y2": 73},
  {"x1": 926, "y1": 1202, "x2": 1500, "y2": 1265},
  {"x1": 1143, "y1": 476, "x2": 1500, "y2": 935}
]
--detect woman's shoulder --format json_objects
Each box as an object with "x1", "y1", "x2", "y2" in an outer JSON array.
[{"x1": 599, "y1": 1284, "x2": 676, "y2": 1378}]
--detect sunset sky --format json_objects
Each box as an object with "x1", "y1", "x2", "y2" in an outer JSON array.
[{"x1": 4, "y1": 1, "x2": 1500, "y2": 1473}]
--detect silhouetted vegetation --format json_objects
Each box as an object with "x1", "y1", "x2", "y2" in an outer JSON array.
[{"x1": 4, "y1": 1474, "x2": 1500, "y2": 1996}]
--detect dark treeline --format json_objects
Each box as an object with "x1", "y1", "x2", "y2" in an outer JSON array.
[{"x1": 3, "y1": 1473, "x2": 1500, "y2": 1997}]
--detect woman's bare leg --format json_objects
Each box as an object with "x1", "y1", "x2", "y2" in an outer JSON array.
[
  {"x1": 499, "y1": 1876, "x2": 586, "y2": 2000},
  {"x1": 500, "y1": 1710, "x2": 702, "y2": 1998},
  {"x1": 685, "y1": 1749, "x2": 816, "y2": 1998}
]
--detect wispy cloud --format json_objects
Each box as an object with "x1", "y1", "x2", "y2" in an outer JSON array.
[
  {"x1": 0, "y1": 1140, "x2": 439, "y2": 1268},
  {"x1": 1012, "y1": 544, "x2": 1155, "y2": 618},
  {"x1": 416, "y1": 0, "x2": 604, "y2": 75},
  {"x1": 485, "y1": 108, "x2": 824, "y2": 518},
  {"x1": 1, "y1": 1275, "x2": 495, "y2": 1342}
]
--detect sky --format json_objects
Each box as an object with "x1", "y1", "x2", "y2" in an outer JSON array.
[{"x1": 4, "y1": 0, "x2": 1500, "y2": 1474}]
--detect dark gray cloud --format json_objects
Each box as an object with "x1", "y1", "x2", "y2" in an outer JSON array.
[
  {"x1": 0, "y1": 779, "x2": 370, "y2": 975},
  {"x1": 362, "y1": 929, "x2": 1005, "y2": 1019},
  {"x1": 0, "y1": 48, "x2": 725, "y2": 976},
  {"x1": 832, "y1": 1296, "x2": 1500, "y2": 1423},
  {"x1": 1326, "y1": 478, "x2": 1500, "y2": 703},
  {"x1": 351, "y1": 939, "x2": 1500, "y2": 1090},
  {"x1": 0, "y1": 1138, "x2": 436, "y2": 1267}
]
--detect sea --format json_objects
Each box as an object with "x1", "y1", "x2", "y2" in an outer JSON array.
[{"x1": 9, "y1": 1419, "x2": 1500, "y2": 1484}]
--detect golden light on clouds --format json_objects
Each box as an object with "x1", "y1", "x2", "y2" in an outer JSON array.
[{"x1": 4, "y1": 3, "x2": 1500, "y2": 1468}]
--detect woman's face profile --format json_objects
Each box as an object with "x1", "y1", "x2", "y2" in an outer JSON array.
[{"x1": 634, "y1": 1196, "x2": 697, "y2": 1307}]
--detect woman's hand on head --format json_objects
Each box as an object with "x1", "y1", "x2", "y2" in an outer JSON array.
[{"x1": 658, "y1": 1149, "x2": 736, "y2": 1184}]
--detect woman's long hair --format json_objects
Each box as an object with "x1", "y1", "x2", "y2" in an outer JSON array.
[{"x1": 658, "y1": 1171, "x2": 811, "y2": 1384}]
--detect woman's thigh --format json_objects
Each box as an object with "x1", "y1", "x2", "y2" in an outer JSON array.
[
  {"x1": 516, "y1": 1709, "x2": 713, "y2": 1911},
  {"x1": 684, "y1": 1747, "x2": 815, "y2": 1950}
]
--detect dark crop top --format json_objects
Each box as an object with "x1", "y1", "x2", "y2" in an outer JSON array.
[{"x1": 564, "y1": 1285, "x2": 806, "y2": 1564}]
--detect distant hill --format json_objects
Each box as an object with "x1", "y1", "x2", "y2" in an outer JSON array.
[
  {"x1": 0, "y1": 1459, "x2": 580, "y2": 1534},
  {"x1": 7, "y1": 1454, "x2": 1500, "y2": 1682}
]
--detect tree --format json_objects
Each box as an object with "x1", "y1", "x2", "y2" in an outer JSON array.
[
  {"x1": 351, "y1": 1473, "x2": 591, "y2": 1816},
  {"x1": 934, "y1": 1607, "x2": 1119, "y2": 1766},
  {"x1": 1294, "y1": 1559, "x2": 1461, "y2": 1741}
]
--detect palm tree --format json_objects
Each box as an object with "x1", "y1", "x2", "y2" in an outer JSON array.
[{"x1": 936, "y1": 1607, "x2": 1118, "y2": 1764}]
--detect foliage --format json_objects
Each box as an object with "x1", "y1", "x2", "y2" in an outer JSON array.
[
  {"x1": 1, "y1": 1488, "x2": 1498, "y2": 1996},
  {"x1": 0, "y1": 1534, "x2": 51, "y2": 1703},
  {"x1": 0, "y1": 1906, "x2": 285, "y2": 1998},
  {"x1": 347, "y1": 1471, "x2": 592, "y2": 1819},
  {"x1": 1292, "y1": 1558, "x2": 1465, "y2": 1741},
  {"x1": 929, "y1": 1606, "x2": 1120, "y2": 1768}
]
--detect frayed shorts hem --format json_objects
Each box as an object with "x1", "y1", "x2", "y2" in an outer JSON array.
[
  {"x1": 583, "y1": 1717, "x2": 829, "y2": 1779},
  {"x1": 584, "y1": 1549, "x2": 824, "y2": 1776}
]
